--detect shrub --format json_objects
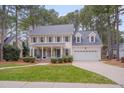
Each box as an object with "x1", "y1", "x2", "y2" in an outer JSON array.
[
  {"x1": 68, "y1": 56, "x2": 73, "y2": 62},
  {"x1": 3, "y1": 44, "x2": 20, "y2": 61},
  {"x1": 58, "y1": 58, "x2": 63, "y2": 63},
  {"x1": 23, "y1": 57, "x2": 35, "y2": 63},
  {"x1": 121, "y1": 57, "x2": 124, "y2": 63},
  {"x1": 22, "y1": 42, "x2": 29, "y2": 57},
  {"x1": 51, "y1": 58, "x2": 57, "y2": 64},
  {"x1": 63, "y1": 56, "x2": 68, "y2": 63}
]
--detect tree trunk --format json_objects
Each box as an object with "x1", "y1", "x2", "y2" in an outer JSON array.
[
  {"x1": 0, "y1": 5, "x2": 6, "y2": 61},
  {"x1": 107, "y1": 16, "x2": 112, "y2": 60},
  {"x1": 116, "y1": 7, "x2": 120, "y2": 61},
  {"x1": 15, "y1": 5, "x2": 18, "y2": 48}
]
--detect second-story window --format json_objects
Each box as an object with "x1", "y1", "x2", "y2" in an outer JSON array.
[
  {"x1": 56, "y1": 36, "x2": 60, "y2": 42},
  {"x1": 65, "y1": 36, "x2": 69, "y2": 42},
  {"x1": 77, "y1": 37, "x2": 81, "y2": 43},
  {"x1": 91, "y1": 36, "x2": 94, "y2": 42},
  {"x1": 32, "y1": 37, "x2": 36, "y2": 43},
  {"x1": 48, "y1": 37, "x2": 52, "y2": 42},
  {"x1": 40, "y1": 37, "x2": 44, "y2": 42}
]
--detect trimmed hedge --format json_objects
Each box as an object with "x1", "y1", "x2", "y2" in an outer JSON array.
[
  {"x1": 68, "y1": 56, "x2": 73, "y2": 62},
  {"x1": 121, "y1": 57, "x2": 124, "y2": 63},
  {"x1": 23, "y1": 57, "x2": 35, "y2": 63},
  {"x1": 51, "y1": 56, "x2": 73, "y2": 64},
  {"x1": 58, "y1": 58, "x2": 63, "y2": 63},
  {"x1": 51, "y1": 58, "x2": 57, "y2": 64},
  {"x1": 3, "y1": 44, "x2": 20, "y2": 61}
]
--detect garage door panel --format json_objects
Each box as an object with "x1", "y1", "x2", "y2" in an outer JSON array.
[{"x1": 73, "y1": 48, "x2": 99, "y2": 61}]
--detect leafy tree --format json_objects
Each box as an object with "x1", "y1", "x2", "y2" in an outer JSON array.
[
  {"x1": 22, "y1": 42, "x2": 29, "y2": 57},
  {"x1": 3, "y1": 44, "x2": 20, "y2": 61}
]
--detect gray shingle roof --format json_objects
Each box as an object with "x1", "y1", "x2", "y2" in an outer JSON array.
[
  {"x1": 30, "y1": 24, "x2": 74, "y2": 35},
  {"x1": 73, "y1": 31, "x2": 102, "y2": 45},
  {"x1": 4, "y1": 36, "x2": 15, "y2": 44}
]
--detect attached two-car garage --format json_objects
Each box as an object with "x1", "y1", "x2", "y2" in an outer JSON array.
[{"x1": 72, "y1": 46, "x2": 101, "y2": 61}]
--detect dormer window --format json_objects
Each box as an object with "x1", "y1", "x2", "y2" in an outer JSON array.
[
  {"x1": 77, "y1": 37, "x2": 80, "y2": 42},
  {"x1": 75, "y1": 32, "x2": 81, "y2": 43},
  {"x1": 91, "y1": 36, "x2": 94, "y2": 42},
  {"x1": 76, "y1": 37, "x2": 81, "y2": 43},
  {"x1": 88, "y1": 32, "x2": 96, "y2": 43}
]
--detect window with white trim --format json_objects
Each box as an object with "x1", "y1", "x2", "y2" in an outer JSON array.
[
  {"x1": 40, "y1": 37, "x2": 44, "y2": 42},
  {"x1": 65, "y1": 49, "x2": 69, "y2": 56},
  {"x1": 91, "y1": 36, "x2": 94, "y2": 42},
  {"x1": 56, "y1": 36, "x2": 61, "y2": 42},
  {"x1": 65, "y1": 36, "x2": 70, "y2": 42},
  {"x1": 90, "y1": 36, "x2": 95, "y2": 43},
  {"x1": 48, "y1": 37, "x2": 52, "y2": 42},
  {"x1": 76, "y1": 37, "x2": 81, "y2": 43},
  {"x1": 32, "y1": 37, "x2": 36, "y2": 43}
]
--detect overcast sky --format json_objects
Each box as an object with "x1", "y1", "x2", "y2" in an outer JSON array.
[{"x1": 46, "y1": 5, "x2": 124, "y2": 31}]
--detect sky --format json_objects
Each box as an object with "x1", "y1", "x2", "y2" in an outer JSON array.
[{"x1": 46, "y1": 5, "x2": 124, "y2": 31}]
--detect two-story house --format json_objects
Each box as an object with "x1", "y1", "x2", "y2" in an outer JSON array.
[{"x1": 29, "y1": 24, "x2": 102, "y2": 61}]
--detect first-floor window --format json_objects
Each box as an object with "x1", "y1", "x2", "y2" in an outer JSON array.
[{"x1": 65, "y1": 49, "x2": 69, "y2": 56}]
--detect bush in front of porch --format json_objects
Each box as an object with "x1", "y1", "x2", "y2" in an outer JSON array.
[
  {"x1": 23, "y1": 56, "x2": 35, "y2": 63},
  {"x1": 51, "y1": 56, "x2": 73, "y2": 64}
]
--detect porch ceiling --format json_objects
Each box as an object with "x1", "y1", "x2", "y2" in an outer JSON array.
[{"x1": 30, "y1": 43, "x2": 65, "y2": 47}]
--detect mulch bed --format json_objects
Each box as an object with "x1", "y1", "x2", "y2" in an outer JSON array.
[
  {"x1": 0, "y1": 60, "x2": 37, "y2": 65},
  {"x1": 103, "y1": 59, "x2": 124, "y2": 68}
]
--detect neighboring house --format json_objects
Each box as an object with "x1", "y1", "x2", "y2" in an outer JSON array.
[
  {"x1": 4, "y1": 35, "x2": 23, "y2": 58},
  {"x1": 29, "y1": 24, "x2": 102, "y2": 61},
  {"x1": 121, "y1": 31, "x2": 124, "y2": 39},
  {"x1": 110, "y1": 43, "x2": 124, "y2": 59},
  {"x1": 119, "y1": 43, "x2": 124, "y2": 58}
]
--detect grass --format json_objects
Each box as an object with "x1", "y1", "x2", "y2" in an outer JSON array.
[
  {"x1": 0, "y1": 65, "x2": 114, "y2": 84},
  {"x1": 0, "y1": 63, "x2": 30, "y2": 68}
]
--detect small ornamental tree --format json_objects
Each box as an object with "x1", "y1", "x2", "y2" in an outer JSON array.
[
  {"x1": 22, "y1": 42, "x2": 29, "y2": 57},
  {"x1": 3, "y1": 44, "x2": 20, "y2": 61}
]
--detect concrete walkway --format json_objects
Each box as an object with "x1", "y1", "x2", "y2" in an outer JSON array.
[
  {"x1": 0, "y1": 63, "x2": 49, "y2": 70},
  {"x1": 0, "y1": 81, "x2": 121, "y2": 88},
  {"x1": 73, "y1": 61, "x2": 124, "y2": 87}
]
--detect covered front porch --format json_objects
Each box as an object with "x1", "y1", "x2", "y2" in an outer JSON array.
[{"x1": 30, "y1": 46, "x2": 71, "y2": 59}]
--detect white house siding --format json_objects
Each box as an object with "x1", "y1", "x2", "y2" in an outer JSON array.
[{"x1": 72, "y1": 46, "x2": 101, "y2": 61}]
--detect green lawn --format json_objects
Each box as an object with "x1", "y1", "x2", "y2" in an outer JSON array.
[
  {"x1": 0, "y1": 65, "x2": 114, "y2": 84},
  {"x1": 0, "y1": 63, "x2": 29, "y2": 68}
]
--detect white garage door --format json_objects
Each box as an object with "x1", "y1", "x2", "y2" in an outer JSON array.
[{"x1": 73, "y1": 48, "x2": 100, "y2": 61}]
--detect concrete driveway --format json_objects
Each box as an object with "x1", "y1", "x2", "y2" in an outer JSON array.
[{"x1": 73, "y1": 61, "x2": 124, "y2": 87}]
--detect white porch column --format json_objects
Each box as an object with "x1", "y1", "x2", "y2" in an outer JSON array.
[
  {"x1": 29, "y1": 48, "x2": 32, "y2": 56},
  {"x1": 32, "y1": 48, "x2": 35, "y2": 57},
  {"x1": 45, "y1": 36, "x2": 47, "y2": 43},
  {"x1": 62, "y1": 35, "x2": 63, "y2": 43},
  {"x1": 42, "y1": 47, "x2": 43, "y2": 59},
  {"x1": 51, "y1": 47, "x2": 53, "y2": 58},
  {"x1": 20, "y1": 48, "x2": 23, "y2": 58},
  {"x1": 60, "y1": 46, "x2": 63, "y2": 58}
]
